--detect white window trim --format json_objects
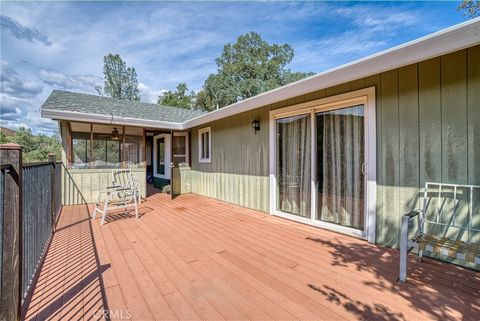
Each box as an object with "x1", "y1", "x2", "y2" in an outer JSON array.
[
  {"x1": 153, "y1": 133, "x2": 171, "y2": 180},
  {"x1": 198, "y1": 127, "x2": 212, "y2": 163},
  {"x1": 269, "y1": 87, "x2": 377, "y2": 243},
  {"x1": 173, "y1": 132, "x2": 189, "y2": 165}
]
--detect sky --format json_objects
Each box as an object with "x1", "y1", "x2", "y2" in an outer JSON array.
[{"x1": 0, "y1": 1, "x2": 469, "y2": 135}]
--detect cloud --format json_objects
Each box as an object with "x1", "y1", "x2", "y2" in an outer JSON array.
[
  {"x1": 138, "y1": 83, "x2": 166, "y2": 103},
  {"x1": 0, "y1": 15, "x2": 51, "y2": 46},
  {"x1": 291, "y1": 4, "x2": 424, "y2": 72},
  {"x1": 38, "y1": 68, "x2": 102, "y2": 91},
  {"x1": 0, "y1": 94, "x2": 24, "y2": 121},
  {"x1": 0, "y1": 60, "x2": 43, "y2": 98},
  {"x1": 0, "y1": 1, "x2": 464, "y2": 135}
]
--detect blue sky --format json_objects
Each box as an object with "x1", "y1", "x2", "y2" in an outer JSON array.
[{"x1": 0, "y1": 1, "x2": 468, "y2": 134}]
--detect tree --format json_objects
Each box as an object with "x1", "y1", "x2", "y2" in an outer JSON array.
[
  {"x1": 162, "y1": 32, "x2": 314, "y2": 111},
  {"x1": 96, "y1": 53, "x2": 140, "y2": 101},
  {"x1": 281, "y1": 70, "x2": 315, "y2": 86},
  {"x1": 0, "y1": 127, "x2": 61, "y2": 162},
  {"x1": 199, "y1": 32, "x2": 314, "y2": 110},
  {"x1": 157, "y1": 82, "x2": 196, "y2": 109},
  {"x1": 458, "y1": 0, "x2": 480, "y2": 17}
]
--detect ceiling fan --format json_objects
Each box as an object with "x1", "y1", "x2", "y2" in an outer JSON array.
[{"x1": 111, "y1": 127, "x2": 120, "y2": 141}]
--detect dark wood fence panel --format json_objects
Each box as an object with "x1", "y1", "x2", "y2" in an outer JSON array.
[{"x1": 0, "y1": 145, "x2": 22, "y2": 321}]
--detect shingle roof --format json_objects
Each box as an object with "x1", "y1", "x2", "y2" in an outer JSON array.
[{"x1": 41, "y1": 90, "x2": 206, "y2": 123}]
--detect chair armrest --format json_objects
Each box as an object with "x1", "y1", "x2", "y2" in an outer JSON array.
[
  {"x1": 404, "y1": 210, "x2": 422, "y2": 219},
  {"x1": 93, "y1": 185, "x2": 124, "y2": 192}
]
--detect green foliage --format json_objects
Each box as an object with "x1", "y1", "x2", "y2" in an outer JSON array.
[
  {"x1": 0, "y1": 127, "x2": 61, "y2": 163},
  {"x1": 163, "y1": 32, "x2": 314, "y2": 111},
  {"x1": 96, "y1": 53, "x2": 140, "y2": 101},
  {"x1": 458, "y1": 0, "x2": 480, "y2": 17},
  {"x1": 157, "y1": 83, "x2": 196, "y2": 109},
  {"x1": 281, "y1": 70, "x2": 315, "y2": 86}
]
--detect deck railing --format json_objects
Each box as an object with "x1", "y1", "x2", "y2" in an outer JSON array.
[
  {"x1": 21, "y1": 158, "x2": 62, "y2": 302},
  {"x1": 0, "y1": 144, "x2": 63, "y2": 321}
]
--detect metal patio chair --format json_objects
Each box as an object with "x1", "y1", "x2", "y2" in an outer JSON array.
[
  {"x1": 399, "y1": 182, "x2": 480, "y2": 282},
  {"x1": 91, "y1": 169, "x2": 141, "y2": 225},
  {"x1": 112, "y1": 169, "x2": 141, "y2": 205}
]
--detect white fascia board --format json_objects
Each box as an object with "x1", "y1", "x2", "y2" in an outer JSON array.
[
  {"x1": 41, "y1": 108, "x2": 183, "y2": 130},
  {"x1": 183, "y1": 18, "x2": 480, "y2": 129}
]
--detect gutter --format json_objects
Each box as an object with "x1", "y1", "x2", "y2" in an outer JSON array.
[{"x1": 41, "y1": 108, "x2": 183, "y2": 130}]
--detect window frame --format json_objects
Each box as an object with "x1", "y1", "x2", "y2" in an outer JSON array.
[
  {"x1": 173, "y1": 132, "x2": 189, "y2": 166},
  {"x1": 198, "y1": 127, "x2": 212, "y2": 163}
]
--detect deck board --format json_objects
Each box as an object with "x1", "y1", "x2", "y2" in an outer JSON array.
[{"x1": 22, "y1": 192, "x2": 480, "y2": 321}]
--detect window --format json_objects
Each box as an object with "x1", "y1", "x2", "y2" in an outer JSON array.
[
  {"x1": 198, "y1": 127, "x2": 211, "y2": 163},
  {"x1": 71, "y1": 132, "x2": 90, "y2": 168},
  {"x1": 122, "y1": 136, "x2": 143, "y2": 165},
  {"x1": 91, "y1": 134, "x2": 121, "y2": 168},
  {"x1": 68, "y1": 123, "x2": 145, "y2": 169},
  {"x1": 173, "y1": 132, "x2": 188, "y2": 166}
]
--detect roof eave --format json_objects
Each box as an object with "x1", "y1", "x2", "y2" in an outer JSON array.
[{"x1": 41, "y1": 108, "x2": 183, "y2": 130}]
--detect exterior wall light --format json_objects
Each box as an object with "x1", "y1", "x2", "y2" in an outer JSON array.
[{"x1": 251, "y1": 119, "x2": 260, "y2": 134}]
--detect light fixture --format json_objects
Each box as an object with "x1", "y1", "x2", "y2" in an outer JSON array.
[
  {"x1": 111, "y1": 127, "x2": 120, "y2": 140},
  {"x1": 251, "y1": 119, "x2": 260, "y2": 134}
]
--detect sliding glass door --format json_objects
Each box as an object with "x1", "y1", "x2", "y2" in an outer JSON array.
[
  {"x1": 276, "y1": 114, "x2": 311, "y2": 218},
  {"x1": 272, "y1": 95, "x2": 372, "y2": 238},
  {"x1": 315, "y1": 105, "x2": 365, "y2": 230}
]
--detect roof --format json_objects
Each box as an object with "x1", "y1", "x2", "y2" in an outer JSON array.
[
  {"x1": 0, "y1": 126, "x2": 16, "y2": 136},
  {"x1": 41, "y1": 90, "x2": 206, "y2": 129},
  {"x1": 42, "y1": 18, "x2": 480, "y2": 130}
]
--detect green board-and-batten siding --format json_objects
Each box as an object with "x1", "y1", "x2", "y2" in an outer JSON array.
[{"x1": 190, "y1": 45, "x2": 480, "y2": 248}]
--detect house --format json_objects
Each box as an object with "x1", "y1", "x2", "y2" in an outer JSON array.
[
  {"x1": 0, "y1": 126, "x2": 16, "y2": 136},
  {"x1": 41, "y1": 18, "x2": 480, "y2": 251}
]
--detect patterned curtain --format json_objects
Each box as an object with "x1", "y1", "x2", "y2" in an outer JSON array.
[
  {"x1": 276, "y1": 114, "x2": 311, "y2": 218},
  {"x1": 317, "y1": 105, "x2": 365, "y2": 230}
]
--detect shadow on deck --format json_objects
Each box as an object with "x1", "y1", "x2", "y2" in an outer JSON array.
[{"x1": 21, "y1": 193, "x2": 480, "y2": 321}]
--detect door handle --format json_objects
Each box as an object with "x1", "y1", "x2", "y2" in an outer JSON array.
[{"x1": 361, "y1": 162, "x2": 366, "y2": 176}]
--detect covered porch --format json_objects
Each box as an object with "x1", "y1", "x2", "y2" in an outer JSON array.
[
  {"x1": 60, "y1": 120, "x2": 193, "y2": 204},
  {"x1": 21, "y1": 193, "x2": 479, "y2": 321}
]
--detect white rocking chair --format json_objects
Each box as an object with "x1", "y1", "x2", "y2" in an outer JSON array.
[{"x1": 92, "y1": 169, "x2": 141, "y2": 225}]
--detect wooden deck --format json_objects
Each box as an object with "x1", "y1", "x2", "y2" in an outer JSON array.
[{"x1": 22, "y1": 193, "x2": 479, "y2": 321}]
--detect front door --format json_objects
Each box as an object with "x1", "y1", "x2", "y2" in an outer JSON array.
[{"x1": 153, "y1": 134, "x2": 171, "y2": 180}]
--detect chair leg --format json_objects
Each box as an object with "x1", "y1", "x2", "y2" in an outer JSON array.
[
  {"x1": 134, "y1": 198, "x2": 139, "y2": 219},
  {"x1": 101, "y1": 197, "x2": 109, "y2": 225},
  {"x1": 399, "y1": 215, "x2": 409, "y2": 282},
  {"x1": 92, "y1": 205, "x2": 98, "y2": 220}
]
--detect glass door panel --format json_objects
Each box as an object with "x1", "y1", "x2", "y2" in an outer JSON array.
[
  {"x1": 316, "y1": 105, "x2": 365, "y2": 230},
  {"x1": 157, "y1": 137, "x2": 165, "y2": 175},
  {"x1": 276, "y1": 114, "x2": 311, "y2": 218}
]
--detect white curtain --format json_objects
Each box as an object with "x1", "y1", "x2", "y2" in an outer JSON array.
[
  {"x1": 317, "y1": 105, "x2": 365, "y2": 230},
  {"x1": 276, "y1": 114, "x2": 311, "y2": 218}
]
